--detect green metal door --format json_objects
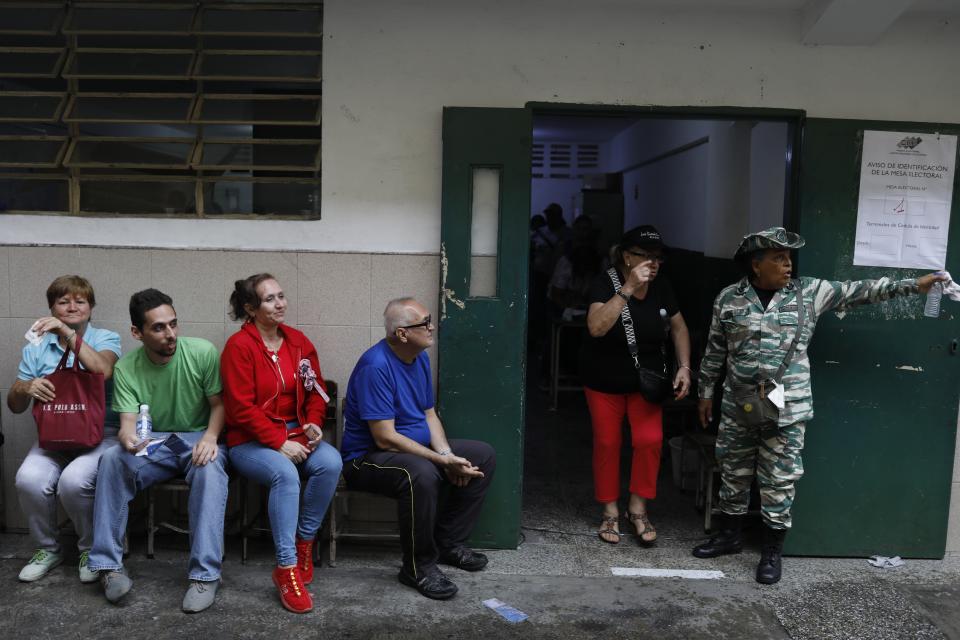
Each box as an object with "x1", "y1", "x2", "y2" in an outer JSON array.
[
  {"x1": 437, "y1": 107, "x2": 531, "y2": 549},
  {"x1": 787, "y1": 118, "x2": 960, "y2": 557}
]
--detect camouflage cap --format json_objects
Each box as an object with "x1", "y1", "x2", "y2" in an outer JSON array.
[{"x1": 734, "y1": 226, "x2": 805, "y2": 258}]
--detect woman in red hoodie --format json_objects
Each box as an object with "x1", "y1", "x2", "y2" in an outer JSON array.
[{"x1": 222, "y1": 273, "x2": 342, "y2": 614}]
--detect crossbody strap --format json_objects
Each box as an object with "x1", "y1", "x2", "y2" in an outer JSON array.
[
  {"x1": 607, "y1": 268, "x2": 671, "y2": 374},
  {"x1": 607, "y1": 268, "x2": 641, "y2": 370},
  {"x1": 773, "y1": 279, "x2": 805, "y2": 383}
]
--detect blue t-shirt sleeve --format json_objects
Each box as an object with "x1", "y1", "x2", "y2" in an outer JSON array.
[
  {"x1": 87, "y1": 328, "x2": 121, "y2": 357},
  {"x1": 420, "y1": 353, "x2": 434, "y2": 410},
  {"x1": 17, "y1": 343, "x2": 39, "y2": 381},
  {"x1": 354, "y1": 364, "x2": 396, "y2": 421}
]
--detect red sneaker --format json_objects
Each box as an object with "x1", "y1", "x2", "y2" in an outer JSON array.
[
  {"x1": 295, "y1": 537, "x2": 314, "y2": 585},
  {"x1": 272, "y1": 566, "x2": 312, "y2": 614}
]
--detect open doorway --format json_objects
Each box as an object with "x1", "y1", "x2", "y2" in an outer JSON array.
[{"x1": 523, "y1": 111, "x2": 797, "y2": 546}]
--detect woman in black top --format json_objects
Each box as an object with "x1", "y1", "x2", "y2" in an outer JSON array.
[{"x1": 580, "y1": 226, "x2": 692, "y2": 545}]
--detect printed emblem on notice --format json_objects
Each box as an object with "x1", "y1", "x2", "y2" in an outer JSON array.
[{"x1": 896, "y1": 136, "x2": 922, "y2": 150}]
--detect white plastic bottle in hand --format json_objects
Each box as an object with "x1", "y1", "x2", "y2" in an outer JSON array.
[
  {"x1": 924, "y1": 282, "x2": 943, "y2": 318},
  {"x1": 136, "y1": 404, "x2": 152, "y2": 442}
]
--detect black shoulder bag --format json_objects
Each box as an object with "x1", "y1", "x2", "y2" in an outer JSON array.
[
  {"x1": 731, "y1": 280, "x2": 804, "y2": 427},
  {"x1": 607, "y1": 268, "x2": 672, "y2": 404}
]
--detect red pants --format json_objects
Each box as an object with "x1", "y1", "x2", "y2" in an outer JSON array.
[{"x1": 584, "y1": 387, "x2": 663, "y2": 503}]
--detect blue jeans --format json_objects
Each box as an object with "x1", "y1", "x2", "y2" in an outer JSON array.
[
  {"x1": 230, "y1": 432, "x2": 342, "y2": 567},
  {"x1": 88, "y1": 431, "x2": 230, "y2": 581}
]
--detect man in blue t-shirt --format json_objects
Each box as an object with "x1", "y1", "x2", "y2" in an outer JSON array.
[{"x1": 341, "y1": 297, "x2": 496, "y2": 600}]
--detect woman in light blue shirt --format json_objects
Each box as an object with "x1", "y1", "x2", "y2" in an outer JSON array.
[{"x1": 6, "y1": 275, "x2": 121, "y2": 584}]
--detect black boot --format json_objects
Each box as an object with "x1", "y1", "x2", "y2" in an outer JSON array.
[
  {"x1": 692, "y1": 514, "x2": 744, "y2": 558},
  {"x1": 756, "y1": 526, "x2": 787, "y2": 584}
]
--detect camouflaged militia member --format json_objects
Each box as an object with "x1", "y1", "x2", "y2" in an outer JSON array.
[{"x1": 690, "y1": 227, "x2": 945, "y2": 585}]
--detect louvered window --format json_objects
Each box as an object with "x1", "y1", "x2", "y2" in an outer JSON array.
[
  {"x1": 0, "y1": 1, "x2": 322, "y2": 219},
  {"x1": 531, "y1": 141, "x2": 601, "y2": 179}
]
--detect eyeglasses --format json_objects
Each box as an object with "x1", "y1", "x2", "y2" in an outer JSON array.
[
  {"x1": 626, "y1": 250, "x2": 666, "y2": 264},
  {"x1": 399, "y1": 315, "x2": 432, "y2": 331}
]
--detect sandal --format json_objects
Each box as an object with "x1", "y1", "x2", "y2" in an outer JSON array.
[
  {"x1": 626, "y1": 511, "x2": 657, "y2": 547},
  {"x1": 598, "y1": 515, "x2": 622, "y2": 545}
]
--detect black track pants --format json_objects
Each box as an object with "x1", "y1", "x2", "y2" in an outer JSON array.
[{"x1": 342, "y1": 439, "x2": 496, "y2": 579}]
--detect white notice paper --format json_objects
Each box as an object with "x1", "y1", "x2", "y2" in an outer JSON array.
[{"x1": 854, "y1": 131, "x2": 957, "y2": 269}]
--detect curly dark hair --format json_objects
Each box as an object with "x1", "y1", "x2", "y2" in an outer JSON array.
[{"x1": 129, "y1": 289, "x2": 173, "y2": 330}]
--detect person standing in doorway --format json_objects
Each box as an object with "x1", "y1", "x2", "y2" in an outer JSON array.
[
  {"x1": 580, "y1": 226, "x2": 692, "y2": 546},
  {"x1": 531, "y1": 204, "x2": 570, "y2": 383},
  {"x1": 692, "y1": 227, "x2": 947, "y2": 584}
]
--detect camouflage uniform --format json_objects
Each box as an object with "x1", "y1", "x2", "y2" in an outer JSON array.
[{"x1": 699, "y1": 227, "x2": 919, "y2": 530}]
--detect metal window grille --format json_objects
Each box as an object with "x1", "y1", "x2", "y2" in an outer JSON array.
[
  {"x1": 0, "y1": 1, "x2": 323, "y2": 219},
  {"x1": 533, "y1": 142, "x2": 603, "y2": 179}
]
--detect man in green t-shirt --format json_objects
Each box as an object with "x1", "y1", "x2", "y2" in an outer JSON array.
[{"x1": 88, "y1": 289, "x2": 228, "y2": 614}]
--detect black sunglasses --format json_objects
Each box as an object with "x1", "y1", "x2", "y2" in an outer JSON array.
[
  {"x1": 399, "y1": 315, "x2": 432, "y2": 330},
  {"x1": 626, "y1": 249, "x2": 666, "y2": 263}
]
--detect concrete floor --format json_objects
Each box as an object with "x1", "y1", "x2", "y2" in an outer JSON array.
[{"x1": 0, "y1": 387, "x2": 958, "y2": 639}]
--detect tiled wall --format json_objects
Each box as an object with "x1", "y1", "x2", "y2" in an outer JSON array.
[{"x1": 0, "y1": 246, "x2": 440, "y2": 530}]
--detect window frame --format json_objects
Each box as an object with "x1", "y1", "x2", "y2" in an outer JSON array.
[{"x1": 0, "y1": 1, "x2": 324, "y2": 221}]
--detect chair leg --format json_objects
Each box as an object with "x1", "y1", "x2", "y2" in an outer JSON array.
[
  {"x1": 549, "y1": 323, "x2": 560, "y2": 412},
  {"x1": 679, "y1": 438, "x2": 687, "y2": 492},
  {"x1": 147, "y1": 487, "x2": 155, "y2": 559},
  {"x1": 328, "y1": 495, "x2": 338, "y2": 568},
  {"x1": 695, "y1": 452, "x2": 704, "y2": 509},
  {"x1": 705, "y1": 469, "x2": 716, "y2": 532}
]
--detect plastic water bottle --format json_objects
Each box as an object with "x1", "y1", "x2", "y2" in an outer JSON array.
[
  {"x1": 924, "y1": 281, "x2": 943, "y2": 318},
  {"x1": 136, "y1": 404, "x2": 152, "y2": 442}
]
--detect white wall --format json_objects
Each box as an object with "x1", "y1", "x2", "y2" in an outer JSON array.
[
  {"x1": 608, "y1": 118, "x2": 789, "y2": 255},
  {"x1": 608, "y1": 120, "x2": 711, "y2": 251},
  {"x1": 1, "y1": 1, "x2": 958, "y2": 253},
  {"x1": 750, "y1": 122, "x2": 790, "y2": 231},
  {"x1": 621, "y1": 145, "x2": 709, "y2": 252},
  {"x1": 704, "y1": 121, "x2": 754, "y2": 258},
  {"x1": 703, "y1": 121, "x2": 790, "y2": 257},
  {"x1": 609, "y1": 119, "x2": 714, "y2": 251},
  {"x1": 608, "y1": 121, "x2": 714, "y2": 174}
]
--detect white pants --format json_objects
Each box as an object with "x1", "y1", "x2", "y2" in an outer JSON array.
[{"x1": 15, "y1": 436, "x2": 118, "y2": 553}]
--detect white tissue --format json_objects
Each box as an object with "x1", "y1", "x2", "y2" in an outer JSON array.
[
  {"x1": 867, "y1": 555, "x2": 904, "y2": 569},
  {"x1": 938, "y1": 271, "x2": 960, "y2": 302}
]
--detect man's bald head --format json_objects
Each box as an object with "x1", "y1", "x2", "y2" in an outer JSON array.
[{"x1": 383, "y1": 297, "x2": 421, "y2": 336}]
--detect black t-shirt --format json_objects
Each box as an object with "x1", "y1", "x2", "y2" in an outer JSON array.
[
  {"x1": 752, "y1": 284, "x2": 778, "y2": 309},
  {"x1": 578, "y1": 271, "x2": 679, "y2": 394}
]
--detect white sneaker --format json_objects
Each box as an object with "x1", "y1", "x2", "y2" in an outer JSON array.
[
  {"x1": 18, "y1": 549, "x2": 63, "y2": 582},
  {"x1": 78, "y1": 550, "x2": 98, "y2": 583}
]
